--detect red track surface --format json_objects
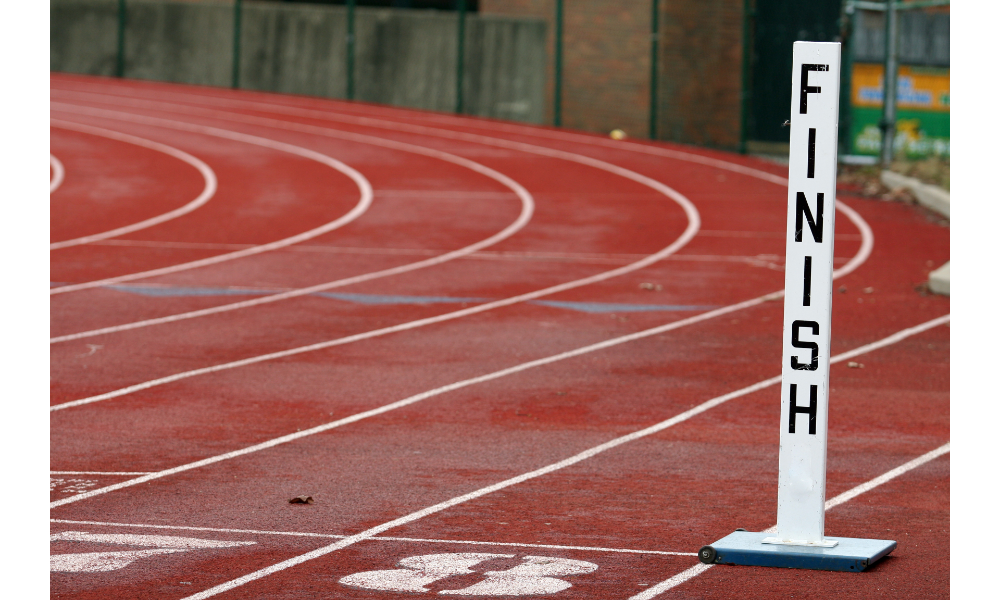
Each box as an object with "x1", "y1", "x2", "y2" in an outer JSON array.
[{"x1": 50, "y1": 73, "x2": 949, "y2": 599}]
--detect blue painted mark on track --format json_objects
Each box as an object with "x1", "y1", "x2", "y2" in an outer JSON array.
[
  {"x1": 531, "y1": 300, "x2": 713, "y2": 313},
  {"x1": 68, "y1": 284, "x2": 714, "y2": 314}
]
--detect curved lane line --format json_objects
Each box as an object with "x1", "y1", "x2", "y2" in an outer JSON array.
[
  {"x1": 74, "y1": 316, "x2": 945, "y2": 599},
  {"x1": 49, "y1": 116, "x2": 702, "y2": 410},
  {"x1": 51, "y1": 124, "x2": 535, "y2": 343},
  {"x1": 50, "y1": 120, "x2": 218, "y2": 250},
  {"x1": 50, "y1": 154, "x2": 66, "y2": 193},
  {"x1": 48, "y1": 106, "x2": 374, "y2": 295},
  {"x1": 49, "y1": 87, "x2": 870, "y2": 261}
]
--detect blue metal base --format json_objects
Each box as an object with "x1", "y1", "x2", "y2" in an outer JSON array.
[{"x1": 703, "y1": 531, "x2": 896, "y2": 572}]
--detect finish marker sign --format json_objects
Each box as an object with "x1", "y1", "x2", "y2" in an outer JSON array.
[{"x1": 770, "y1": 42, "x2": 842, "y2": 547}]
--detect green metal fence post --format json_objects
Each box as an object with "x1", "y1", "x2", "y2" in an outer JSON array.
[
  {"x1": 739, "y1": 0, "x2": 752, "y2": 154},
  {"x1": 554, "y1": 0, "x2": 563, "y2": 127},
  {"x1": 116, "y1": 0, "x2": 126, "y2": 78},
  {"x1": 347, "y1": 0, "x2": 356, "y2": 100},
  {"x1": 839, "y1": 1, "x2": 856, "y2": 157},
  {"x1": 649, "y1": 0, "x2": 659, "y2": 140},
  {"x1": 232, "y1": 0, "x2": 242, "y2": 89},
  {"x1": 880, "y1": 0, "x2": 898, "y2": 166},
  {"x1": 456, "y1": 0, "x2": 466, "y2": 114}
]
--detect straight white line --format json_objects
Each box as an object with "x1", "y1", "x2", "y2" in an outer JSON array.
[
  {"x1": 50, "y1": 153, "x2": 65, "y2": 193},
  {"x1": 49, "y1": 120, "x2": 218, "y2": 249},
  {"x1": 174, "y1": 316, "x2": 948, "y2": 600},
  {"x1": 823, "y1": 442, "x2": 951, "y2": 511},
  {"x1": 48, "y1": 106, "x2": 703, "y2": 408},
  {"x1": 49, "y1": 111, "x2": 535, "y2": 343},
  {"x1": 50, "y1": 471, "x2": 153, "y2": 476},
  {"x1": 627, "y1": 441, "x2": 952, "y2": 600},
  {"x1": 48, "y1": 106, "x2": 374, "y2": 295},
  {"x1": 48, "y1": 520, "x2": 694, "y2": 557}
]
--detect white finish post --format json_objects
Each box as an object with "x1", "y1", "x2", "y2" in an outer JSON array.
[{"x1": 769, "y1": 41, "x2": 842, "y2": 546}]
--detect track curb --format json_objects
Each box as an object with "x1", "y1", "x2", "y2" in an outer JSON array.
[{"x1": 881, "y1": 170, "x2": 950, "y2": 297}]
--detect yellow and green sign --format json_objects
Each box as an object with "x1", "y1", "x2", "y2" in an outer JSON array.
[{"x1": 850, "y1": 63, "x2": 949, "y2": 158}]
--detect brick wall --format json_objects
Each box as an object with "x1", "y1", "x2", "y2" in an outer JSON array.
[
  {"x1": 658, "y1": 0, "x2": 744, "y2": 149},
  {"x1": 481, "y1": 0, "x2": 746, "y2": 150},
  {"x1": 481, "y1": 0, "x2": 651, "y2": 139}
]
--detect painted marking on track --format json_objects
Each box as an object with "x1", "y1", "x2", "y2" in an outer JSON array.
[
  {"x1": 49, "y1": 519, "x2": 697, "y2": 557},
  {"x1": 50, "y1": 531, "x2": 255, "y2": 573},
  {"x1": 49, "y1": 120, "x2": 219, "y2": 250},
  {"x1": 51, "y1": 549, "x2": 186, "y2": 573},
  {"x1": 77, "y1": 239, "x2": 853, "y2": 265},
  {"x1": 339, "y1": 553, "x2": 598, "y2": 595},
  {"x1": 626, "y1": 442, "x2": 951, "y2": 599},
  {"x1": 69, "y1": 317, "x2": 944, "y2": 598},
  {"x1": 90, "y1": 283, "x2": 713, "y2": 314},
  {"x1": 50, "y1": 154, "x2": 66, "y2": 193},
  {"x1": 48, "y1": 107, "x2": 374, "y2": 295},
  {"x1": 50, "y1": 478, "x2": 100, "y2": 495}
]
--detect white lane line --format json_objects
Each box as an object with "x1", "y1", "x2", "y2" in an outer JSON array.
[
  {"x1": 50, "y1": 471, "x2": 153, "y2": 476},
  {"x1": 49, "y1": 520, "x2": 695, "y2": 557},
  {"x1": 170, "y1": 316, "x2": 948, "y2": 600},
  {"x1": 50, "y1": 119, "x2": 535, "y2": 343},
  {"x1": 49, "y1": 120, "x2": 218, "y2": 250},
  {"x1": 49, "y1": 308, "x2": 942, "y2": 512},
  {"x1": 48, "y1": 106, "x2": 374, "y2": 295},
  {"x1": 627, "y1": 442, "x2": 952, "y2": 600},
  {"x1": 48, "y1": 107, "x2": 703, "y2": 409},
  {"x1": 50, "y1": 153, "x2": 66, "y2": 193}
]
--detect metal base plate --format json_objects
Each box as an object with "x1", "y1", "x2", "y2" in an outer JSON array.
[{"x1": 705, "y1": 531, "x2": 896, "y2": 572}]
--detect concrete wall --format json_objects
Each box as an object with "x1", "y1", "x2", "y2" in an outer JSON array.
[
  {"x1": 657, "y1": 0, "x2": 744, "y2": 150},
  {"x1": 51, "y1": 0, "x2": 120, "y2": 77},
  {"x1": 463, "y1": 15, "x2": 545, "y2": 123},
  {"x1": 240, "y1": 2, "x2": 348, "y2": 98},
  {"x1": 50, "y1": 0, "x2": 546, "y2": 124},
  {"x1": 126, "y1": 0, "x2": 234, "y2": 87}
]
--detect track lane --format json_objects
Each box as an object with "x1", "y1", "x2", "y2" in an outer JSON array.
[
  {"x1": 49, "y1": 105, "x2": 374, "y2": 295},
  {"x1": 50, "y1": 120, "x2": 219, "y2": 250},
  {"x1": 49, "y1": 76, "x2": 947, "y2": 600},
  {"x1": 49, "y1": 120, "x2": 535, "y2": 342}
]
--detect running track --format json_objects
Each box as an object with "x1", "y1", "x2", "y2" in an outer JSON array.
[{"x1": 50, "y1": 73, "x2": 950, "y2": 599}]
